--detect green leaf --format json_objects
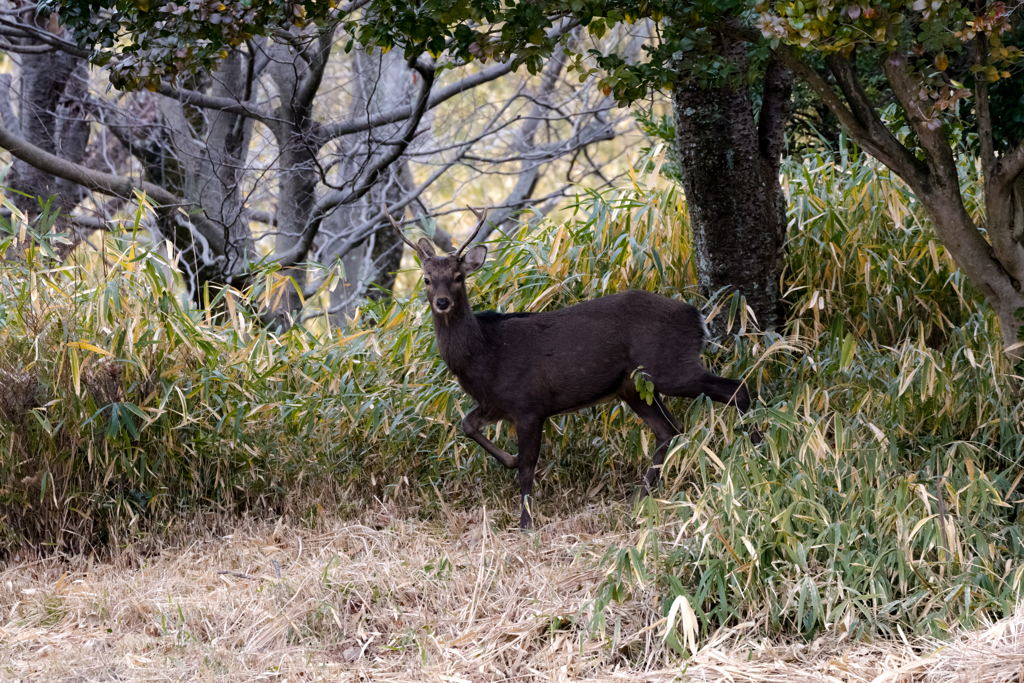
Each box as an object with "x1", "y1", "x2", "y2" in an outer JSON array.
[
  {"x1": 840, "y1": 333, "x2": 856, "y2": 369},
  {"x1": 32, "y1": 409, "x2": 54, "y2": 435},
  {"x1": 106, "y1": 404, "x2": 120, "y2": 439}
]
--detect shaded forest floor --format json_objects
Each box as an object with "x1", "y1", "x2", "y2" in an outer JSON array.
[{"x1": 2, "y1": 502, "x2": 1022, "y2": 682}]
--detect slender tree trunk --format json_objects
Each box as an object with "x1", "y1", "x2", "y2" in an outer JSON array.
[
  {"x1": 263, "y1": 39, "x2": 332, "y2": 326},
  {"x1": 156, "y1": 51, "x2": 256, "y2": 297},
  {"x1": 672, "y1": 35, "x2": 792, "y2": 333},
  {"x1": 321, "y1": 48, "x2": 423, "y2": 320},
  {"x1": 365, "y1": 164, "x2": 411, "y2": 302},
  {"x1": 111, "y1": 53, "x2": 255, "y2": 301},
  {"x1": 6, "y1": 14, "x2": 88, "y2": 220}
]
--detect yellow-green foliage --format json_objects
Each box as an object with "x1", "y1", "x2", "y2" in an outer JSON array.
[
  {"x1": 0, "y1": 149, "x2": 1022, "y2": 646},
  {"x1": 783, "y1": 151, "x2": 985, "y2": 346}
]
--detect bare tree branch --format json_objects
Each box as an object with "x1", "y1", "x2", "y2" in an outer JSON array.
[
  {"x1": 0, "y1": 17, "x2": 89, "y2": 59},
  {"x1": 468, "y1": 49, "x2": 567, "y2": 242},
  {"x1": 0, "y1": 37, "x2": 53, "y2": 53},
  {"x1": 317, "y1": 62, "x2": 513, "y2": 143},
  {"x1": 1, "y1": 13, "x2": 629, "y2": 321},
  {"x1": 0, "y1": 119, "x2": 225, "y2": 253},
  {"x1": 295, "y1": 26, "x2": 336, "y2": 110},
  {"x1": 316, "y1": 21, "x2": 574, "y2": 145},
  {"x1": 274, "y1": 53, "x2": 435, "y2": 268},
  {"x1": 157, "y1": 82, "x2": 274, "y2": 124},
  {"x1": 314, "y1": 146, "x2": 476, "y2": 262},
  {"x1": 310, "y1": 74, "x2": 527, "y2": 263}
]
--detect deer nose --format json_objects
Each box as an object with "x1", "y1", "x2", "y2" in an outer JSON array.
[{"x1": 435, "y1": 297, "x2": 451, "y2": 311}]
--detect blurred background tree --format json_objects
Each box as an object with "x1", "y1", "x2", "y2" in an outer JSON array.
[{"x1": 0, "y1": 0, "x2": 639, "y2": 326}]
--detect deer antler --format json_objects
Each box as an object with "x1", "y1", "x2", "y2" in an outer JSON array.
[
  {"x1": 456, "y1": 207, "x2": 488, "y2": 258},
  {"x1": 382, "y1": 204, "x2": 420, "y2": 253}
]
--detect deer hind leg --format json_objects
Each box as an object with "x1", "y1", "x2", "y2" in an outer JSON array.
[
  {"x1": 693, "y1": 370, "x2": 761, "y2": 441},
  {"x1": 463, "y1": 407, "x2": 518, "y2": 469},
  {"x1": 514, "y1": 417, "x2": 545, "y2": 530},
  {"x1": 666, "y1": 369, "x2": 761, "y2": 443},
  {"x1": 622, "y1": 388, "x2": 682, "y2": 501}
]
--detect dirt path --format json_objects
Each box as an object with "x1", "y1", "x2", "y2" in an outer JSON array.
[{"x1": 1, "y1": 506, "x2": 1020, "y2": 681}]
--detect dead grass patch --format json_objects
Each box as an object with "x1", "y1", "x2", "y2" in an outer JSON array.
[{"x1": 2, "y1": 504, "x2": 1022, "y2": 682}]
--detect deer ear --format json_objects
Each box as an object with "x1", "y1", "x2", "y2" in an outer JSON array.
[
  {"x1": 461, "y1": 244, "x2": 487, "y2": 273},
  {"x1": 416, "y1": 238, "x2": 436, "y2": 258}
]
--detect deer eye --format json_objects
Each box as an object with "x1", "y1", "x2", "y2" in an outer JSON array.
[
  {"x1": 424, "y1": 277, "x2": 431, "y2": 286},
  {"x1": 454, "y1": 274, "x2": 463, "y2": 283}
]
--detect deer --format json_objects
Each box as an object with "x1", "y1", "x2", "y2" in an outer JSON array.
[{"x1": 385, "y1": 206, "x2": 760, "y2": 530}]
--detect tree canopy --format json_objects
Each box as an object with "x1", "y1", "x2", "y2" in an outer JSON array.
[
  {"x1": 36, "y1": 0, "x2": 1024, "y2": 175},
  {"x1": 48, "y1": 0, "x2": 760, "y2": 97}
]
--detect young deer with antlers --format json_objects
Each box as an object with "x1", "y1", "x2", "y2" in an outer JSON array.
[{"x1": 386, "y1": 207, "x2": 759, "y2": 530}]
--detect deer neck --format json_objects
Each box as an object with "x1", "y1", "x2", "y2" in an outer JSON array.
[{"x1": 432, "y1": 303, "x2": 483, "y2": 375}]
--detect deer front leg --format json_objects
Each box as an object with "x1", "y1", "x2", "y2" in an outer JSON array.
[
  {"x1": 463, "y1": 407, "x2": 518, "y2": 469},
  {"x1": 515, "y1": 417, "x2": 545, "y2": 530}
]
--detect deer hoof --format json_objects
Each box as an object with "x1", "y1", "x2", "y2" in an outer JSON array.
[
  {"x1": 519, "y1": 513, "x2": 533, "y2": 531},
  {"x1": 629, "y1": 486, "x2": 652, "y2": 507}
]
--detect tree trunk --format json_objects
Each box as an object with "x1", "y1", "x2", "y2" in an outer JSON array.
[
  {"x1": 910, "y1": 157, "x2": 1024, "y2": 355},
  {"x1": 6, "y1": 15, "x2": 88, "y2": 220},
  {"x1": 365, "y1": 163, "x2": 411, "y2": 302},
  {"x1": 320, "y1": 48, "x2": 423, "y2": 321},
  {"x1": 926, "y1": 189, "x2": 1024, "y2": 354},
  {"x1": 108, "y1": 52, "x2": 256, "y2": 301},
  {"x1": 263, "y1": 40, "x2": 323, "y2": 327},
  {"x1": 672, "y1": 37, "x2": 792, "y2": 333},
  {"x1": 776, "y1": 46, "x2": 1024, "y2": 357},
  {"x1": 878, "y1": 51, "x2": 1024, "y2": 357},
  {"x1": 156, "y1": 51, "x2": 256, "y2": 298}
]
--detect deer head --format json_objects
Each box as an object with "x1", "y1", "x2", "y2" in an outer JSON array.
[{"x1": 384, "y1": 206, "x2": 488, "y2": 317}]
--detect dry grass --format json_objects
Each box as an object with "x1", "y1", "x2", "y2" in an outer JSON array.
[{"x1": 3, "y1": 504, "x2": 1023, "y2": 682}]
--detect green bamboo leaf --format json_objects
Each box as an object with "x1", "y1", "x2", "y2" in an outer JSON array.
[{"x1": 840, "y1": 332, "x2": 857, "y2": 369}]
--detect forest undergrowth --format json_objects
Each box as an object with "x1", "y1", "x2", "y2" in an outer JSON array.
[{"x1": 2, "y1": 147, "x2": 1024, "y2": 673}]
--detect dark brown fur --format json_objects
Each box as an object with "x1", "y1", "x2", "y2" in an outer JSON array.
[{"x1": 388, "y1": 210, "x2": 758, "y2": 529}]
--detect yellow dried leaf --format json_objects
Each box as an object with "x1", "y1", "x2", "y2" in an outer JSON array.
[{"x1": 68, "y1": 341, "x2": 112, "y2": 356}]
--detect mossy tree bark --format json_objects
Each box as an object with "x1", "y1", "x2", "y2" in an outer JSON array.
[{"x1": 672, "y1": 34, "x2": 793, "y2": 334}]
